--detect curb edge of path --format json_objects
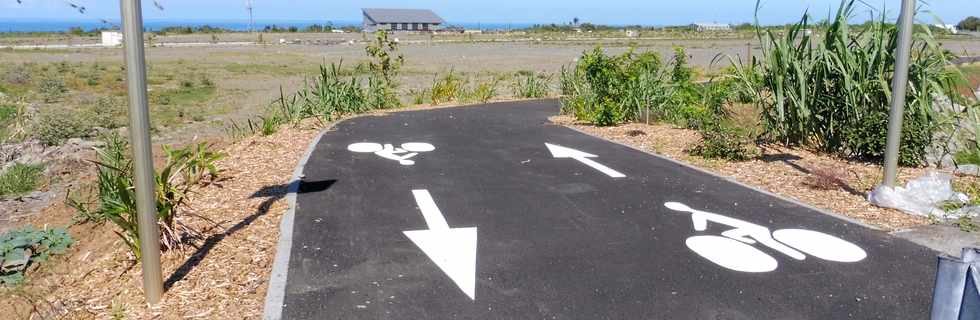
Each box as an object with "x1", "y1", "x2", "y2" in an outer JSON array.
[
  {"x1": 561, "y1": 125, "x2": 884, "y2": 231},
  {"x1": 263, "y1": 129, "x2": 329, "y2": 320}
]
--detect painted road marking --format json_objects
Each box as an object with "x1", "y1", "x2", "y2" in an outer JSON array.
[
  {"x1": 348, "y1": 142, "x2": 435, "y2": 165},
  {"x1": 664, "y1": 202, "x2": 867, "y2": 273},
  {"x1": 403, "y1": 190, "x2": 478, "y2": 300},
  {"x1": 545, "y1": 143, "x2": 626, "y2": 178}
]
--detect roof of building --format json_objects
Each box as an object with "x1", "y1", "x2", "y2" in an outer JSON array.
[{"x1": 362, "y1": 8, "x2": 444, "y2": 24}]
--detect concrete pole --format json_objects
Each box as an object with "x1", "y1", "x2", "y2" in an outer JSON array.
[
  {"x1": 882, "y1": 0, "x2": 916, "y2": 187},
  {"x1": 120, "y1": 0, "x2": 164, "y2": 305}
]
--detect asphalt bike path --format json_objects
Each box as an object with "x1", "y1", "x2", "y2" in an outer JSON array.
[{"x1": 278, "y1": 99, "x2": 937, "y2": 319}]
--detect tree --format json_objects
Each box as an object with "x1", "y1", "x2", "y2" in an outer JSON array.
[{"x1": 958, "y1": 16, "x2": 980, "y2": 32}]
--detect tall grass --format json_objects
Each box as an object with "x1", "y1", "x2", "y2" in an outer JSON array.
[
  {"x1": 730, "y1": 0, "x2": 960, "y2": 165},
  {"x1": 512, "y1": 72, "x2": 551, "y2": 99}
]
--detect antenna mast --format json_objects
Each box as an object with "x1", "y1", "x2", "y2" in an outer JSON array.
[{"x1": 246, "y1": 0, "x2": 254, "y2": 32}]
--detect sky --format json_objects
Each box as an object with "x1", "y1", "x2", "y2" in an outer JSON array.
[{"x1": 1, "y1": 0, "x2": 976, "y2": 26}]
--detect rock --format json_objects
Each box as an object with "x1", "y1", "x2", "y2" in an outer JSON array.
[
  {"x1": 0, "y1": 248, "x2": 32, "y2": 273},
  {"x1": 956, "y1": 164, "x2": 980, "y2": 176}
]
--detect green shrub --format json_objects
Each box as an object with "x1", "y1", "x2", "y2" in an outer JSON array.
[
  {"x1": 671, "y1": 46, "x2": 694, "y2": 84},
  {"x1": 561, "y1": 46, "x2": 698, "y2": 126},
  {"x1": 689, "y1": 122, "x2": 753, "y2": 161},
  {"x1": 590, "y1": 98, "x2": 624, "y2": 126},
  {"x1": 69, "y1": 133, "x2": 224, "y2": 258},
  {"x1": 83, "y1": 97, "x2": 127, "y2": 129},
  {"x1": 38, "y1": 78, "x2": 67, "y2": 103},
  {"x1": 0, "y1": 163, "x2": 45, "y2": 197},
  {"x1": 0, "y1": 227, "x2": 73, "y2": 286},
  {"x1": 732, "y1": 0, "x2": 959, "y2": 165},
  {"x1": 34, "y1": 112, "x2": 89, "y2": 146}
]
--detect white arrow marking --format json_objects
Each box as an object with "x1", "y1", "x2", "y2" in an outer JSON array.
[
  {"x1": 403, "y1": 190, "x2": 477, "y2": 300},
  {"x1": 545, "y1": 143, "x2": 626, "y2": 178}
]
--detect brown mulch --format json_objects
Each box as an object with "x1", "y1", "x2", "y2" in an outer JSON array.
[
  {"x1": 550, "y1": 115, "x2": 935, "y2": 231},
  {"x1": 0, "y1": 125, "x2": 319, "y2": 319}
]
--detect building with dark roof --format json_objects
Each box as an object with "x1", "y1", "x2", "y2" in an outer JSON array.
[{"x1": 362, "y1": 8, "x2": 445, "y2": 32}]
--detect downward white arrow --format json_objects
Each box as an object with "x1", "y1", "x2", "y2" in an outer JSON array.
[
  {"x1": 403, "y1": 190, "x2": 477, "y2": 300},
  {"x1": 545, "y1": 143, "x2": 626, "y2": 178}
]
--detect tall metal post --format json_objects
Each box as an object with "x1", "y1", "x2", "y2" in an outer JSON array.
[
  {"x1": 120, "y1": 0, "x2": 164, "y2": 305},
  {"x1": 882, "y1": 0, "x2": 916, "y2": 187}
]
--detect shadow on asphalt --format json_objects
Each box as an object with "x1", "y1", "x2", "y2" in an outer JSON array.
[{"x1": 163, "y1": 179, "x2": 336, "y2": 291}]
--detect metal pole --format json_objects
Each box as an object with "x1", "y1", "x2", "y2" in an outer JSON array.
[
  {"x1": 882, "y1": 0, "x2": 916, "y2": 187},
  {"x1": 120, "y1": 0, "x2": 164, "y2": 305}
]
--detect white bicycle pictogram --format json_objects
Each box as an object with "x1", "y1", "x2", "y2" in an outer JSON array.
[
  {"x1": 348, "y1": 142, "x2": 435, "y2": 165},
  {"x1": 664, "y1": 202, "x2": 867, "y2": 273}
]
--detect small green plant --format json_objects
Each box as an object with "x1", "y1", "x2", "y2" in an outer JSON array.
[
  {"x1": 38, "y1": 78, "x2": 67, "y2": 103},
  {"x1": 470, "y1": 80, "x2": 499, "y2": 103},
  {"x1": 512, "y1": 72, "x2": 550, "y2": 99},
  {"x1": 0, "y1": 163, "x2": 45, "y2": 197},
  {"x1": 408, "y1": 88, "x2": 429, "y2": 105},
  {"x1": 689, "y1": 122, "x2": 753, "y2": 161},
  {"x1": 0, "y1": 227, "x2": 73, "y2": 286},
  {"x1": 69, "y1": 133, "x2": 224, "y2": 258}
]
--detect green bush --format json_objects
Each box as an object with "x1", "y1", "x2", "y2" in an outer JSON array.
[
  {"x1": 0, "y1": 163, "x2": 45, "y2": 197},
  {"x1": 689, "y1": 122, "x2": 753, "y2": 161},
  {"x1": 590, "y1": 98, "x2": 624, "y2": 126},
  {"x1": 731, "y1": 0, "x2": 959, "y2": 165},
  {"x1": 34, "y1": 112, "x2": 89, "y2": 146},
  {"x1": 561, "y1": 46, "x2": 709, "y2": 127},
  {"x1": 69, "y1": 133, "x2": 224, "y2": 258},
  {"x1": 0, "y1": 227, "x2": 73, "y2": 286},
  {"x1": 38, "y1": 78, "x2": 67, "y2": 103}
]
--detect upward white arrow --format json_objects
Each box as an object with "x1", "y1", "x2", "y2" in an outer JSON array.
[
  {"x1": 545, "y1": 143, "x2": 626, "y2": 178},
  {"x1": 403, "y1": 190, "x2": 477, "y2": 300}
]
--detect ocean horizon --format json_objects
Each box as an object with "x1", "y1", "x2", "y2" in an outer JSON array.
[{"x1": 0, "y1": 18, "x2": 545, "y2": 33}]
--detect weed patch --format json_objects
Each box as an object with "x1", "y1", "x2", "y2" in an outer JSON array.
[{"x1": 0, "y1": 163, "x2": 45, "y2": 198}]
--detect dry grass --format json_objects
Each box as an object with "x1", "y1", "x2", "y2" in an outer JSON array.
[{"x1": 551, "y1": 114, "x2": 937, "y2": 231}]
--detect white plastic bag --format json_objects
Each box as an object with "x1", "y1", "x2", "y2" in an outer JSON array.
[{"x1": 868, "y1": 171, "x2": 969, "y2": 218}]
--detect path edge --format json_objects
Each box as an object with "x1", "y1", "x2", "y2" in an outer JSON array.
[
  {"x1": 561, "y1": 125, "x2": 883, "y2": 231},
  {"x1": 263, "y1": 129, "x2": 328, "y2": 320}
]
